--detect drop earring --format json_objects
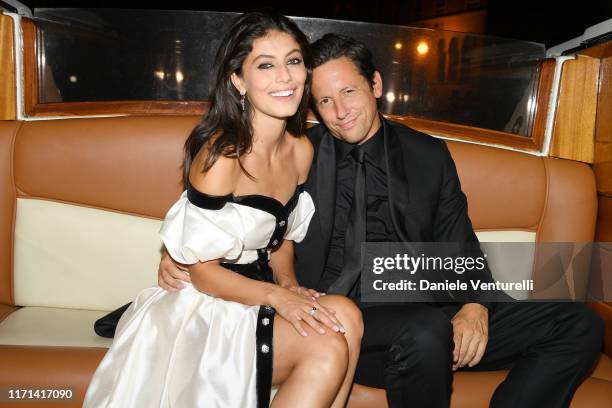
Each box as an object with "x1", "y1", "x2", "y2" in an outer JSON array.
[{"x1": 240, "y1": 91, "x2": 246, "y2": 112}]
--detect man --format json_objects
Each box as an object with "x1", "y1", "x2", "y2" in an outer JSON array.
[{"x1": 160, "y1": 34, "x2": 603, "y2": 408}]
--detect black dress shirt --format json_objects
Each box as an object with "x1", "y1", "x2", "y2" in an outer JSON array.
[{"x1": 318, "y1": 125, "x2": 399, "y2": 291}]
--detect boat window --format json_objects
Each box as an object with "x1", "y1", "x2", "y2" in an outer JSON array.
[{"x1": 30, "y1": 9, "x2": 545, "y2": 139}]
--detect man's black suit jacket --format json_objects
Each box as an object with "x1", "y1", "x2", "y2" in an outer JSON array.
[{"x1": 294, "y1": 117, "x2": 497, "y2": 309}]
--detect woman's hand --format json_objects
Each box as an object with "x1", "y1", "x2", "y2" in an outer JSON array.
[
  {"x1": 285, "y1": 285, "x2": 335, "y2": 314},
  {"x1": 268, "y1": 287, "x2": 346, "y2": 337}
]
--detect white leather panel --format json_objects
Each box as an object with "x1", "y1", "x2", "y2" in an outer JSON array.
[
  {"x1": 0, "y1": 306, "x2": 112, "y2": 347},
  {"x1": 14, "y1": 198, "x2": 161, "y2": 311},
  {"x1": 476, "y1": 230, "x2": 536, "y2": 300},
  {"x1": 475, "y1": 230, "x2": 536, "y2": 243},
  {"x1": 12, "y1": 198, "x2": 540, "y2": 310}
]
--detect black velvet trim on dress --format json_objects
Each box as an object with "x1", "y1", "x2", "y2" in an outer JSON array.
[
  {"x1": 285, "y1": 183, "x2": 304, "y2": 213},
  {"x1": 255, "y1": 305, "x2": 275, "y2": 408},
  {"x1": 186, "y1": 182, "x2": 304, "y2": 217},
  {"x1": 232, "y1": 195, "x2": 286, "y2": 221},
  {"x1": 223, "y1": 251, "x2": 277, "y2": 407},
  {"x1": 221, "y1": 252, "x2": 274, "y2": 284},
  {"x1": 186, "y1": 184, "x2": 230, "y2": 210}
]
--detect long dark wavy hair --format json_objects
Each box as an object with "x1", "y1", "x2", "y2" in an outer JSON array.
[{"x1": 183, "y1": 11, "x2": 312, "y2": 185}]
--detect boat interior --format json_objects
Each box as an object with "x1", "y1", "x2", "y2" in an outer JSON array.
[{"x1": 0, "y1": 3, "x2": 611, "y2": 407}]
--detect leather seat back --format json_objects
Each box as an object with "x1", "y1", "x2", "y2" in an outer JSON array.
[{"x1": 0, "y1": 117, "x2": 598, "y2": 310}]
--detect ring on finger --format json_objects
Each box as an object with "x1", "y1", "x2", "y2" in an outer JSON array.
[{"x1": 309, "y1": 306, "x2": 317, "y2": 316}]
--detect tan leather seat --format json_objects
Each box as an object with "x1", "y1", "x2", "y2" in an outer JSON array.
[{"x1": 0, "y1": 117, "x2": 609, "y2": 408}]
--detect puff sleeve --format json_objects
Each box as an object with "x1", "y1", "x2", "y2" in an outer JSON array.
[
  {"x1": 284, "y1": 191, "x2": 315, "y2": 243},
  {"x1": 159, "y1": 191, "x2": 244, "y2": 264}
]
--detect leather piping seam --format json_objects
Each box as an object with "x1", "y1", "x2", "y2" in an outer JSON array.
[
  {"x1": 532, "y1": 158, "x2": 551, "y2": 283},
  {"x1": 8, "y1": 121, "x2": 22, "y2": 306},
  {"x1": 14, "y1": 196, "x2": 166, "y2": 221},
  {"x1": 0, "y1": 305, "x2": 19, "y2": 323},
  {"x1": 474, "y1": 227, "x2": 538, "y2": 233}
]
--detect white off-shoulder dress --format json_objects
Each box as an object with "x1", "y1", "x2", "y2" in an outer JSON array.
[{"x1": 83, "y1": 183, "x2": 315, "y2": 408}]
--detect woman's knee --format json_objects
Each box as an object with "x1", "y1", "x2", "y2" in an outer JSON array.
[
  {"x1": 319, "y1": 295, "x2": 364, "y2": 339},
  {"x1": 323, "y1": 331, "x2": 350, "y2": 365},
  {"x1": 272, "y1": 314, "x2": 349, "y2": 385},
  {"x1": 300, "y1": 331, "x2": 350, "y2": 382}
]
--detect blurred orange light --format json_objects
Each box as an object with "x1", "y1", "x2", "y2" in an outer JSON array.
[
  {"x1": 395, "y1": 42, "x2": 403, "y2": 50},
  {"x1": 417, "y1": 41, "x2": 429, "y2": 55}
]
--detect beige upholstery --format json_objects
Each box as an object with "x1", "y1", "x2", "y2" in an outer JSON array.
[
  {"x1": 14, "y1": 198, "x2": 161, "y2": 310},
  {"x1": 0, "y1": 307, "x2": 111, "y2": 347},
  {"x1": 476, "y1": 231, "x2": 536, "y2": 300}
]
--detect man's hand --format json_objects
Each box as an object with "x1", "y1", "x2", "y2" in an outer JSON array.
[
  {"x1": 451, "y1": 303, "x2": 488, "y2": 370},
  {"x1": 158, "y1": 250, "x2": 191, "y2": 291},
  {"x1": 286, "y1": 285, "x2": 326, "y2": 301}
]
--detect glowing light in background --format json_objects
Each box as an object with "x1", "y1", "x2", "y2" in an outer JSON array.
[
  {"x1": 176, "y1": 71, "x2": 184, "y2": 83},
  {"x1": 69, "y1": 75, "x2": 77, "y2": 83},
  {"x1": 155, "y1": 71, "x2": 165, "y2": 80},
  {"x1": 417, "y1": 41, "x2": 429, "y2": 55},
  {"x1": 395, "y1": 42, "x2": 403, "y2": 50},
  {"x1": 386, "y1": 92, "x2": 396, "y2": 103}
]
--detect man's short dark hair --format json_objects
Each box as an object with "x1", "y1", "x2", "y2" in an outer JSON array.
[{"x1": 311, "y1": 33, "x2": 377, "y2": 87}]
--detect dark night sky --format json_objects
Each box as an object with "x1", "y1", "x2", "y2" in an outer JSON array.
[{"x1": 11, "y1": 0, "x2": 612, "y2": 47}]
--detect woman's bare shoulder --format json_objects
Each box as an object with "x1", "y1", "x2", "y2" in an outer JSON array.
[{"x1": 189, "y1": 147, "x2": 240, "y2": 196}]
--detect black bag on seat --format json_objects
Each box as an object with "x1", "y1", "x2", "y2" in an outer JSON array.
[{"x1": 94, "y1": 302, "x2": 132, "y2": 338}]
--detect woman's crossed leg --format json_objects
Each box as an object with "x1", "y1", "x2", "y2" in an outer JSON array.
[{"x1": 271, "y1": 295, "x2": 363, "y2": 408}]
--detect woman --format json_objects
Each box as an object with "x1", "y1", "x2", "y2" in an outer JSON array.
[{"x1": 84, "y1": 11, "x2": 363, "y2": 408}]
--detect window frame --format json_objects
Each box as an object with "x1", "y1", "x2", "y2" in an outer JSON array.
[{"x1": 21, "y1": 17, "x2": 552, "y2": 152}]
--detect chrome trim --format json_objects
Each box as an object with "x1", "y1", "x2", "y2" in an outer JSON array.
[
  {"x1": 542, "y1": 56, "x2": 575, "y2": 156},
  {"x1": 5, "y1": 12, "x2": 23, "y2": 119},
  {"x1": 1, "y1": 0, "x2": 32, "y2": 18}
]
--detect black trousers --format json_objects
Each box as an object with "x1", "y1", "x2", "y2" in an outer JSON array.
[{"x1": 354, "y1": 302, "x2": 604, "y2": 408}]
